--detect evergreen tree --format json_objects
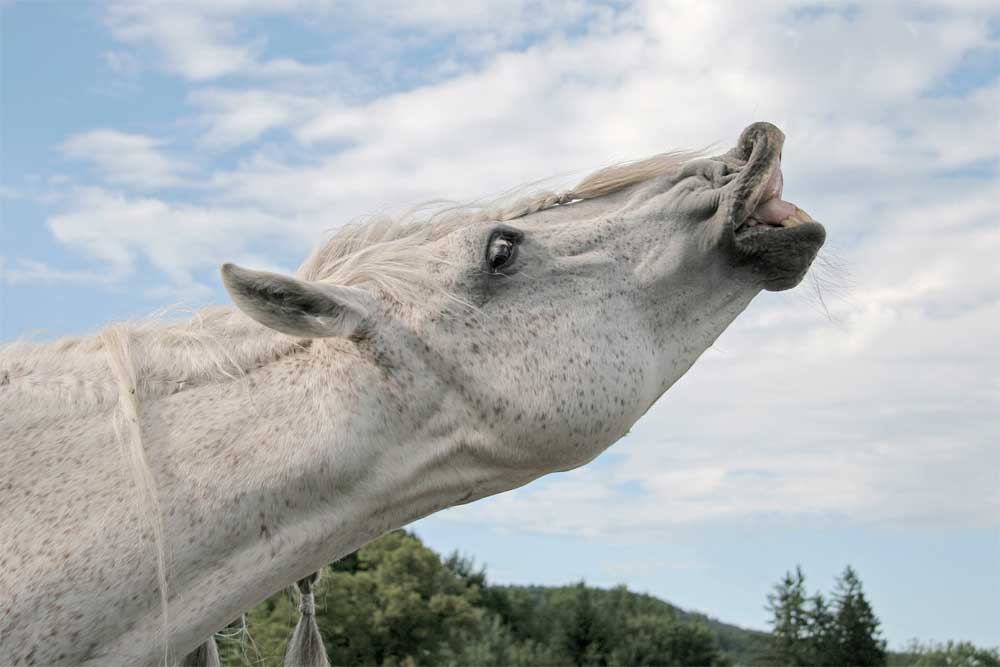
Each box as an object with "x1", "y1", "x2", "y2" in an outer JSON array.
[
  {"x1": 804, "y1": 592, "x2": 838, "y2": 666},
  {"x1": 443, "y1": 550, "x2": 487, "y2": 590},
  {"x1": 440, "y1": 613, "x2": 561, "y2": 667},
  {"x1": 831, "y1": 566, "x2": 887, "y2": 666},
  {"x1": 610, "y1": 613, "x2": 723, "y2": 667},
  {"x1": 891, "y1": 639, "x2": 1000, "y2": 667},
  {"x1": 560, "y1": 581, "x2": 614, "y2": 666},
  {"x1": 765, "y1": 566, "x2": 810, "y2": 666}
]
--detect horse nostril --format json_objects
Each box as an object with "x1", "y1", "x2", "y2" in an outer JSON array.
[{"x1": 738, "y1": 122, "x2": 785, "y2": 162}]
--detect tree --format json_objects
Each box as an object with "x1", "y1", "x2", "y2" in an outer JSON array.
[
  {"x1": 892, "y1": 640, "x2": 1000, "y2": 667},
  {"x1": 804, "y1": 592, "x2": 838, "y2": 666},
  {"x1": 765, "y1": 566, "x2": 810, "y2": 666},
  {"x1": 440, "y1": 613, "x2": 562, "y2": 667},
  {"x1": 610, "y1": 612, "x2": 724, "y2": 667},
  {"x1": 830, "y1": 566, "x2": 887, "y2": 666},
  {"x1": 317, "y1": 530, "x2": 483, "y2": 666},
  {"x1": 560, "y1": 581, "x2": 614, "y2": 666},
  {"x1": 215, "y1": 532, "x2": 743, "y2": 666},
  {"x1": 443, "y1": 550, "x2": 487, "y2": 590}
]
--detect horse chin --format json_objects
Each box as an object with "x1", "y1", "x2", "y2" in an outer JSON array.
[{"x1": 733, "y1": 220, "x2": 826, "y2": 291}]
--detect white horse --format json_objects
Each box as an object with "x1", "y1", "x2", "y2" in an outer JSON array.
[{"x1": 0, "y1": 122, "x2": 824, "y2": 665}]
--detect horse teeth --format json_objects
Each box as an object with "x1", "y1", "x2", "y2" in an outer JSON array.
[{"x1": 779, "y1": 208, "x2": 814, "y2": 228}]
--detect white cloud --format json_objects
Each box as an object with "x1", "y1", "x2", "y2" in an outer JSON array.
[
  {"x1": 102, "y1": 0, "x2": 617, "y2": 86},
  {"x1": 27, "y1": 0, "x2": 1000, "y2": 532},
  {"x1": 101, "y1": 50, "x2": 142, "y2": 76},
  {"x1": 3, "y1": 259, "x2": 121, "y2": 285},
  {"x1": 104, "y1": 0, "x2": 318, "y2": 81},
  {"x1": 60, "y1": 130, "x2": 192, "y2": 190},
  {"x1": 340, "y1": 0, "x2": 617, "y2": 57},
  {"x1": 190, "y1": 2, "x2": 995, "y2": 222},
  {"x1": 190, "y1": 89, "x2": 324, "y2": 149},
  {"x1": 38, "y1": 187, "x2": 304, "y2": 290},
  {"x1": 105, "y1": 1, "x2": 245, "y2": 80}
]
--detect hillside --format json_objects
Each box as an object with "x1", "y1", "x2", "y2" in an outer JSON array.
[
  {"x1": 486, "y1": 583, "x2": 771, "y2": 666},
  {"x1": 213, "y1": 530, "x2": 997, "y2": 666},
  {"x1": 216, "y1": 530, "x2": 768, "y2": 666}
]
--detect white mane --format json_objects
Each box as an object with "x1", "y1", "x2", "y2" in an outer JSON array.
[
  {"x1": 0, "y1": 307, "x2": 299, "y2": 420},
  {"x1": 298, "y1": 151, "x2": 696, "y2": 304}
]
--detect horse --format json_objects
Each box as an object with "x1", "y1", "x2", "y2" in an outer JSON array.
[{"x1": 0, "y1": 122, "x2": 824, "y2": 665}]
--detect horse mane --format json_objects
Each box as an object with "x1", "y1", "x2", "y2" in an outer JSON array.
[
  {"x1": 0, "y1": 307, "x2": 301, "y2": 421},
  {"x1": 298, "y1": 151, "x2": 697, "y2": 304}
]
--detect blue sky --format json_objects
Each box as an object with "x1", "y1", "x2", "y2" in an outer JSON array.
[{"x1": 2, "y1": 0, "x2": 998, "y2": 648}]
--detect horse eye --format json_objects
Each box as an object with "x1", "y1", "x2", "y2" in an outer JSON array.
[{"x1": 487, "y1": 236, "x2": 517, "y2": 273}]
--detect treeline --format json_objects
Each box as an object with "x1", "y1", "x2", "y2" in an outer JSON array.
[
  {"x1": 216, "y1": 531, "x2": 998, "y2": 666},
  {"x1": 888, "y1": 641, "x2": 1000, "y2": 667},
  {"x1": 216, "y1": 530, "x2": 739, "y2": 666},
  {"x1": 761, "y1": 566, "x2": 1000, "y2": 667}
]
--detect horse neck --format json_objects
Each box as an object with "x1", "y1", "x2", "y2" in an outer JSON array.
[
  {"x1": 144, "y1": 341, "x2": 464, "y2": 664},
  {"x1": 2, "y1": 329, "x2": 487, "y2": 665}
]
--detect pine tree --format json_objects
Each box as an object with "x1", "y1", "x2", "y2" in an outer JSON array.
[
  {"x1": 805, "y1": 592, "x2": 838, "y2": 666},
  {"x1": 610, "y1": 613, "x2": 722, "y2": 666},
  {"x1": 765, "y1": 566, "x2": 810, "y2": 666},
  {"x1": 831, "y1": 566, "x2": 887, "y2": 666},
  {"x1": 561, "y1": 582, "x2": 613, "y2": 666}
]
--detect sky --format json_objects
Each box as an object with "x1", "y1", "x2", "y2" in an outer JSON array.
[{"x1": 1, "y1": 0, "x2": 998, "y2": 649}]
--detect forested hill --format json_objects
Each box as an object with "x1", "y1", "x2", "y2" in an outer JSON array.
[
  {"x1": 216, "y1": 530, "x2": 768, "y2": 666},
  {"x1": 215, "y1": 530, "x2": 998, "y2": 666},
  {"x1": 482, "y1": 583, "x2": 770, "y2": 665}
]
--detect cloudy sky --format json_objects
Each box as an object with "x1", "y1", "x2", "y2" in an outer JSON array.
[{"x1": 2, "y1": 0, "x2": 998, "y2": 648}]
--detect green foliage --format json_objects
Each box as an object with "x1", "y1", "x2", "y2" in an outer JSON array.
[
  {"x1": 216, "y1": 593, "x2": 298, "y2": 666},
  {"x1": 765, "y1": 566, "x2": 811, "y2": 666},
  {"x1": 316, "y1": 530, "x2": 483, "y2": 666},
  {"x1": 890, "y1": 640, "x2": 1000, "y2": 667},
  {"x1": 803, "y1": 593, "x2": 838, "y2": 667},
  {"x1": 214, "y1": 533, "x2": 994, "y2": 667},
  {"x1": 439, "y1": 613, "x2": 562, "y2": 667},
  {"x1": 442, "y1": 550, "x2": 486, "y2": 591},
  {"x1": 560, "y1": 582, "x2": 615, "y2": 665},
  {"x1": 610, "y1": 613, "x2": 723, "y2": 667},
  {"x1": 831, "y1": 566, "x2": 887, "y2": 667},
  {"x1": 763, "y1": 565, "x2": 887, "y2": 667},
  {"x1": 478, "y1": 582, "x2": 727, "y2": 666},
  {"x1": 216, "y1": 531, "x2": 732, "y2": 666}
]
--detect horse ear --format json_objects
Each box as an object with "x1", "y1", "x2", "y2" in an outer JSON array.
[{"x1": 221, "y1": 263, "x2": 375, "y2": 339}]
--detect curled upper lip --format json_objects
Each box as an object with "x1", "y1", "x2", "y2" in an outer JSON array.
[
  {"x1": 761, "y1": 166, "x2": 783, "y2": 202},
  {"x1": 717, "y1": 122, "x2": 826, "y2": 291},
  {"x1": 726, "y1": 122, "x2": 786, "y2": 231}
]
